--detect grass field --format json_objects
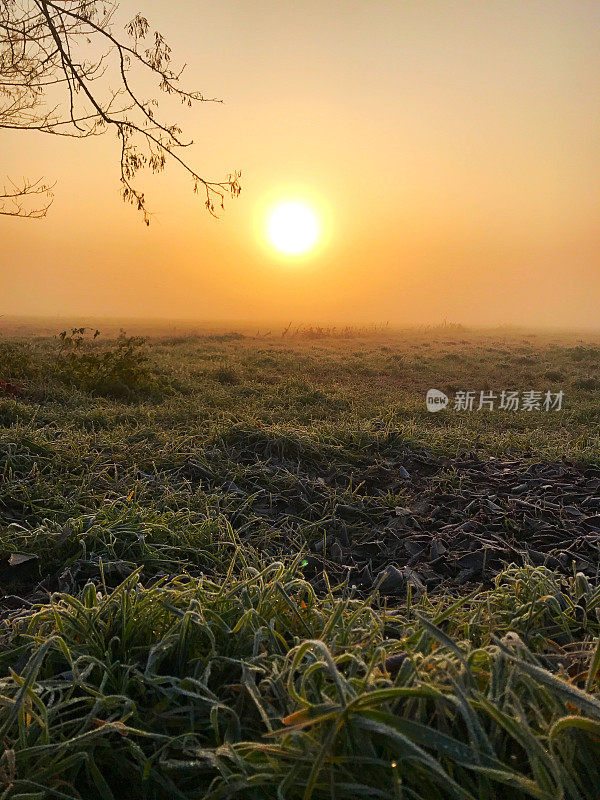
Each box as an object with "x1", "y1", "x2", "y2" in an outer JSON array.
[{"x1": 0, "y1": 323, "x2": 600, "y2": 799}]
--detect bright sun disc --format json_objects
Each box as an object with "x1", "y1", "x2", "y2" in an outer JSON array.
[{"x1": 267, "y1": 202, "x2": 319, "y2": 255}]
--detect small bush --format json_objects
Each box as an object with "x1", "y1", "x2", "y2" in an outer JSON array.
[{"x1": 54, "y1": 328, "x2": 159, "y2": 397}]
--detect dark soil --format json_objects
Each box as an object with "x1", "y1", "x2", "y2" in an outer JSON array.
[{"x1": 299, "y1": 453, "x2": 600, "y2": 594}]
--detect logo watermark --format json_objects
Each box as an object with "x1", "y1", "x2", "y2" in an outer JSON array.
[
  {"x1": 426, "y1": 389, "x2": 563, "y2": 412},
  {"x1": 426, "y1": 388, "x2": 449, "y2": 412}
]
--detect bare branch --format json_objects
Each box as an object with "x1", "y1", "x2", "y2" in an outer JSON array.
[
  {"x1": 0, "y1": 175, "x2": 54, "y2": 217},
  {"x1": 0, "y1": 0, "x2": 241, "y2": 221}
]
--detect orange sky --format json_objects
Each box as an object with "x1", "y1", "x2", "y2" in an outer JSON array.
[{"x1": 2, "y1": 0, "x2": 599, "y2": 327}]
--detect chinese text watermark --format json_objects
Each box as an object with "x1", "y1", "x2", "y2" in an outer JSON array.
[{"x1": 426, "y1": 389, "x2": 563, "y2": 413}]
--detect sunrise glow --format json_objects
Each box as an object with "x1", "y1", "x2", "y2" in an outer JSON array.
[{"x1": 267, "y1": 202, "x2": 320, "y2": 256}]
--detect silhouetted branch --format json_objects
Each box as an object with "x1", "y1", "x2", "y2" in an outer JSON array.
[
  {"x1": 0, "y1": 176, "x2": 54, "y2": 217},
  {"x1": 0, "y1": 0, "x2": 240, "y2": 222}
]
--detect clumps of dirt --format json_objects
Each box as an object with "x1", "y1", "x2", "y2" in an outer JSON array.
[{"x1": 302, "y1": 454, "x2": 600, "y2": 595}]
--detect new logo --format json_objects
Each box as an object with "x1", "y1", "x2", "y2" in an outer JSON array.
[{"x1": 426, "y1": 389, "x2": 449, "y2": 412}]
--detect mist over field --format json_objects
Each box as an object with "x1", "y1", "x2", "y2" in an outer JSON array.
[
  {"x1": 2, "y1": 0, "x2": 599, "y2": 328},
  {"x1": 2, "y1": 2, "x2": 600, "y2": 798}
]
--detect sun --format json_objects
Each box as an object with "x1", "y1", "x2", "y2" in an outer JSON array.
[{"x1": 267, "y1": 201, "x2": 320, "y2": 255}]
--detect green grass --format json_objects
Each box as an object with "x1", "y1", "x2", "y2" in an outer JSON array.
[
  {"x1": 0, "y1": 324, "x2": 599, "y2": 798},
  {"x1": 2, "y1": 562, "x2": 600, "y2": 798},
  {"x1": 2, "y1": 325, "x2": 599, "y2": 459}
]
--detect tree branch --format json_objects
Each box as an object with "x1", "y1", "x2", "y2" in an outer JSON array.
[{"x1": 0, "y1": 0, "x2": 240, "y2": 221}]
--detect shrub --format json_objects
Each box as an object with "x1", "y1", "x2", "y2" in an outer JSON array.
[{"x1": 55, "y1": 328, "x2": 159, "y2": 397}]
